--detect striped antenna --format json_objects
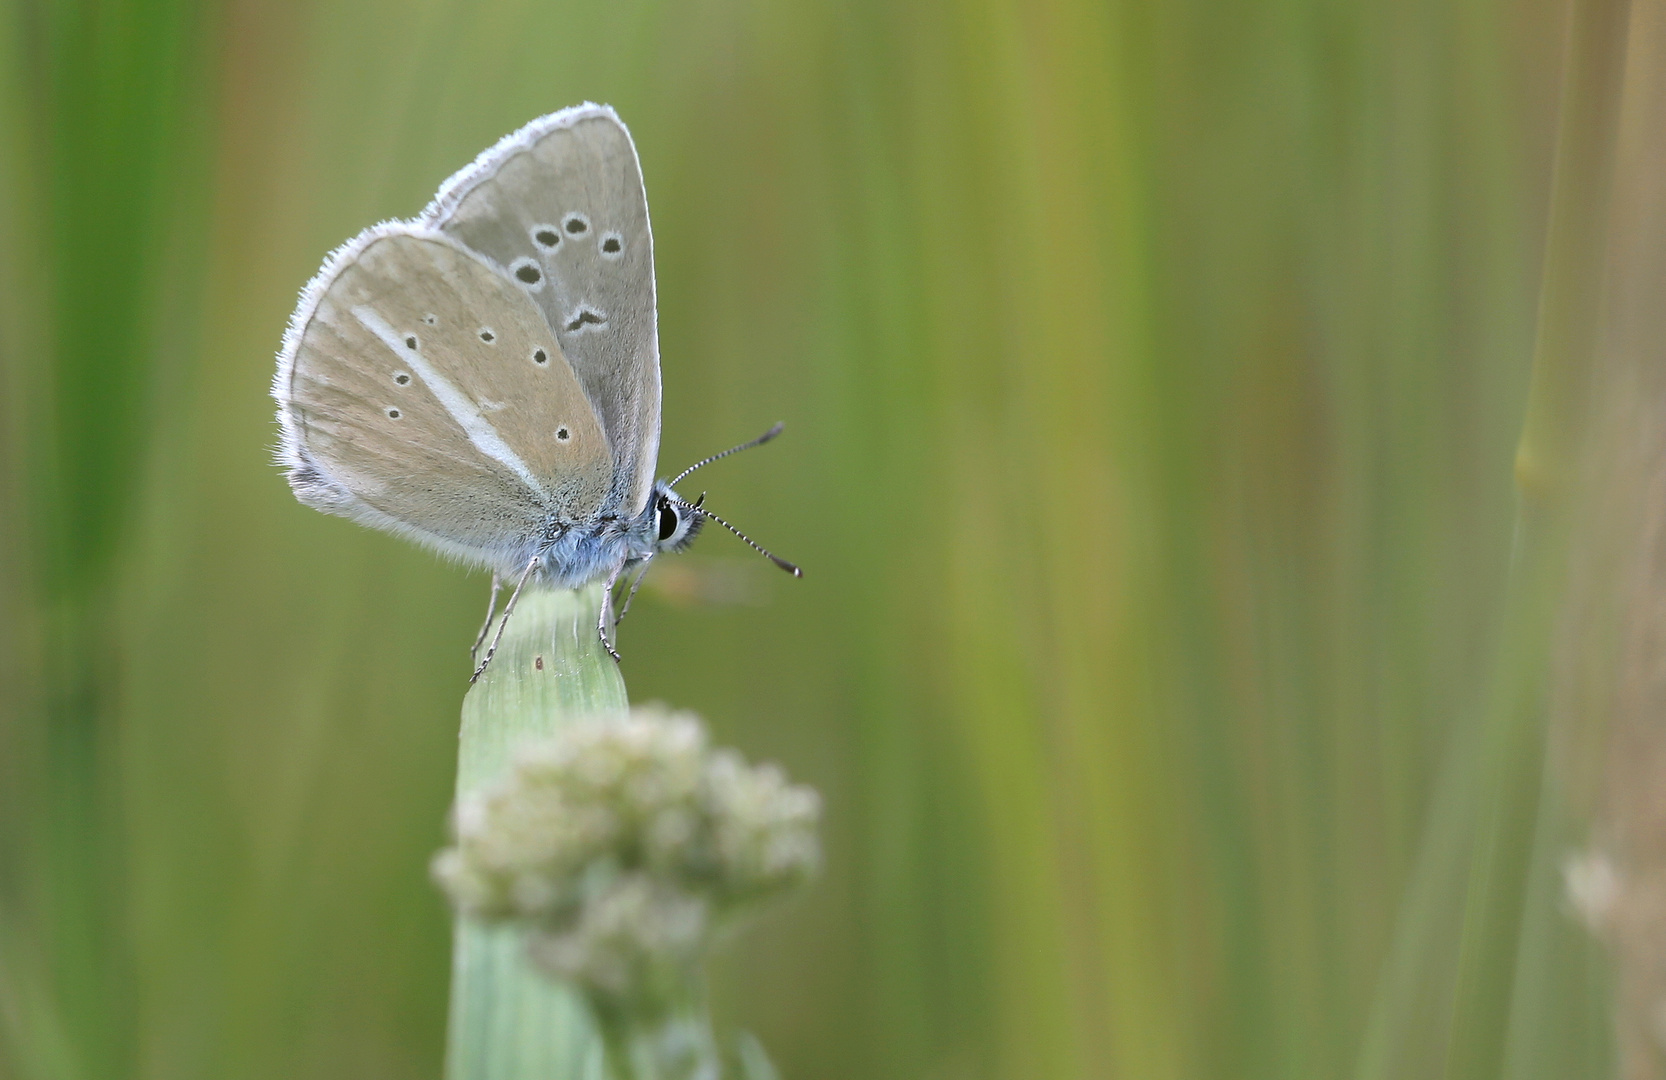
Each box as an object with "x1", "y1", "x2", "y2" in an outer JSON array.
[
  {"x1": 683, "y1": 500, "x2": 802, "y2": 577},
  {"x1": 668, "y1": 422, "x2": 785, "y2": 488}
]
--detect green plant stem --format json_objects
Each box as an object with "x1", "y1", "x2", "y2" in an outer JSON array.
[
  {"x1": 1355, "y1": 4, "x2": 1631, "y2": 1076},
  {"x1": 589, "y1": 979, "x2": 722, "y2": 1080},
  {"x1": 1441, "y1": 0, "x2": 1631, "y2": 1075},
  {"x1": 445, "y1": 584, "x2": 623, "y2": 1080}
]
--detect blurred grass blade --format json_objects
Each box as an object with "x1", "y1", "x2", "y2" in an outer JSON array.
[
  {"x1": 1443, "y1": 0, "x2": 1631, "y2": 1075},
  {"x1": 0, "y1": 2, "x2": 215, "y2": 1078}
]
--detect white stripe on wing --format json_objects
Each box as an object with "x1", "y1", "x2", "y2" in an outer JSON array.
[{"x1": 352, "y1": 304, "x2": 548, "y2": 499}]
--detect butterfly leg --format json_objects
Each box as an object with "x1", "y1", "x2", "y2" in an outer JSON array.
[
  {"x1": 469, "y1": 556, "x2": 539, "y2": 683},
  {"x1": 468, "y1": 573, "x2": 502, "y2": 664},
  {"x1": 598, "y1": 562, "x2": 625, "y2": 663},
  {"x1": 613, "y1": 556, "x2": 654, "y2": 629}
]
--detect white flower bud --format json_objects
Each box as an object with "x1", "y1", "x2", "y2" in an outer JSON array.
[{"x1": 433, "y1": 704, "x2": 821, "y2": 1006}]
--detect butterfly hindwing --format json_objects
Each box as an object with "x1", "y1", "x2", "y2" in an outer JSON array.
[{"x1": 275, "y1": 226, "x2": 613, "y2": 570}]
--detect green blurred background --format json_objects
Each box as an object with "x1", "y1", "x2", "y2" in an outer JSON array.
[{"x1": 4, "y1": 0, "x2": 1659, "y2": 1076}]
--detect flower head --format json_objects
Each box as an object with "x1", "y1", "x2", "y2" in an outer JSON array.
[{"x1": 433, "y1": 704, "x2": 820, "y2": 1007}]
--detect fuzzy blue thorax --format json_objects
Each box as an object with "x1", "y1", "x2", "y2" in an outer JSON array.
[{"x1": 532, "y1": 480, "x2": 703, "y2": 589}]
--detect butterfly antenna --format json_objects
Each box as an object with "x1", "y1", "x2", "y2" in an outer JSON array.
[
  {"x1": 668, "y1": 422, "x2": 785, "y2": 488},
  {"x1": 685, "y1": 501, "x2": 803, "y2": 577}
]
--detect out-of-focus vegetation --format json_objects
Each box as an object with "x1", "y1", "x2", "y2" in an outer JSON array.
[{"x1": 5, "y1": 0, "x2": 1666, "y2": 1077}]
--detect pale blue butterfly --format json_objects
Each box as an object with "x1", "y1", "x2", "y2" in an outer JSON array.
[{"x1": 272, "y1": 104, "x2": 798, "y2": 678}]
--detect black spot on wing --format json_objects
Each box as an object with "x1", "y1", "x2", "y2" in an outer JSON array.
[
  {"x1": 509, "y1": 256, "x2": 543, "y2": 288},
  {"x1": 564, "y1": 308, "x2": 606, "y2": 332}
]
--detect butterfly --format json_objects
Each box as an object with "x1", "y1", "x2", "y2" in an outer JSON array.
[{"x1": 272, "y1": 103, "x2": 798, "y2": 679}]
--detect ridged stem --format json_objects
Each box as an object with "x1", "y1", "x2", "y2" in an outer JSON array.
[
  {"x1": 445, "y1": 585, "x2": 623, "y2": 1080},
  {"x1": 590, "y1": 979, "x2": 723, "y2": 1080}
]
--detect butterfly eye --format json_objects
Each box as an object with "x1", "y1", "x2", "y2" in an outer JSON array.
[{"x1": 657, "y1": 500, "x2": 679, "y2": 542}]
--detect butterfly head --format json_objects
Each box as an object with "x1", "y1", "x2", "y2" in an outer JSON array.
[{"x1": 641, "y1": 424, "x2": 802, "y2": 577}]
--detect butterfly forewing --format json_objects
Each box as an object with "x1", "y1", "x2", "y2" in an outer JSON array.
[
  {"x1": 424, "y1": 105, "x2": 661, "y2": 519},
  {"x1": 277, "y1": 228, "x2": 612, "y2": 568}
]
